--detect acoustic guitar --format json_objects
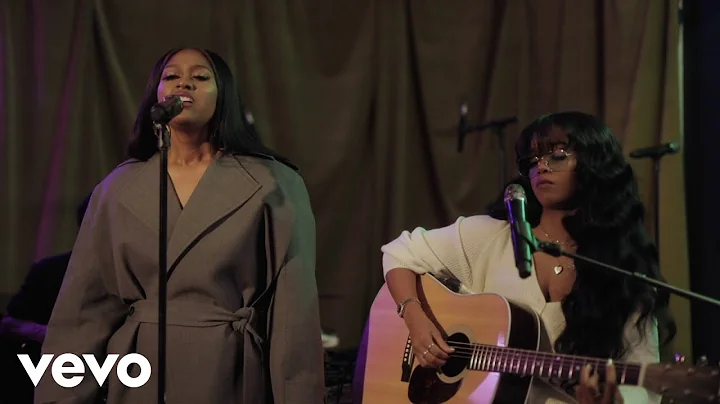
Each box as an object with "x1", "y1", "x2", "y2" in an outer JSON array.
[{"x1": 353, "y1": 275, "x2": 720, "y2": 403}]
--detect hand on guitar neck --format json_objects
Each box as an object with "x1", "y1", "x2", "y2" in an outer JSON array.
[
  {"x1": 387, "y1": 268, "x2": 455, "y2": 368},
  {"x1": 577, "y1": 361, "x2": 623, "y2": 403}
]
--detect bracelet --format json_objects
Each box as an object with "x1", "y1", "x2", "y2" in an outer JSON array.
[{"x1": 397, "y1": 297, "x2": 422, "y2": 318}]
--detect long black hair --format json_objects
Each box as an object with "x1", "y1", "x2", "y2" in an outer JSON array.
[
  {"x1": 487, "y1": 112, "x2": 675, "y2": 359},
  {"x1": 127, "y1": 48, "x2": 295, "y2": 170}
]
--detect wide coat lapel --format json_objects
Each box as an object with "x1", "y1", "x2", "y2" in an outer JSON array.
[
  {"x1": 166, "y1": 155, "x2": 261, "y2": 273},
  {"x1": 116, "y1": 154, "x2": 176, "y2": 237},
  {"x1": 118, "y1": 154, "x2": 261, "y2": 277}
]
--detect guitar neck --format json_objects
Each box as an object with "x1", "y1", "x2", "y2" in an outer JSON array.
[{"x1": 460, "y1": 343, "x2": 642, "y2": 385}]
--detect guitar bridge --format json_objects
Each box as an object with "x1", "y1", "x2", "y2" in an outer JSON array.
[{"x1": 401, "y1": 335, "x2": 413, "y2": 382}]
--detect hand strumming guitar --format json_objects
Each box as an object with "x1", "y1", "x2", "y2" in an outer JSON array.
[
  {"x1": 575, "y1": 360, "x2": 624, "y2": 404},
  {"x1": 402, "y1": 304, "x2": 454, "y2": 368}
]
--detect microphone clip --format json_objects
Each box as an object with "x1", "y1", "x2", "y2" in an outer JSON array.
[
  {"x1": 151, "y1": 95, "x2": 183, "y2": 150},
  {"x1": 153, "y1": 123, "x2": 171, "y2": 150}
]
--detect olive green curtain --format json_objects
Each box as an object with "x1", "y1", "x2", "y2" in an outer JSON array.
[{"x1": 0, "y1": 0, "x2": 689, "y2": 357}]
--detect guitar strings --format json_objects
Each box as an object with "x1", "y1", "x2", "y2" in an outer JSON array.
[
  {"x1": 419, "y1": 341, "x2": 640, "y2": 378},
  {"x1": 443, "y1": 339, "x2": 632, "y2": 366},
  {"x1": 442, "y1": 342, "x2": 625, "y2": 368},
  {"x1": 412, "y1": 346, "x2": 715, "y2": 402},
  {"x1": 427, "y1": 349, "x2": 638, "y2": 380},
  {"x1": 411, "y1": 343, "x2": 716, "y2": 402},
  {"x1": 438, "y1": 346, "x2": 630, "y2": 371}
]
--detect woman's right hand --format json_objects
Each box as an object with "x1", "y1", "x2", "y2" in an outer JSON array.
[{"x1": 403, "y1": 305, "x2": 455, "y2": 368}]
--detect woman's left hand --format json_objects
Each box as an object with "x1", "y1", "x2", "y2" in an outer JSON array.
[{"x1": 575, "y1": 360, "x2": 623, "y2": 403}]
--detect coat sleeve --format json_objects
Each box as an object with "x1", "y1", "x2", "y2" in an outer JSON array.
[
  {"x1": 267, "y1": 172, "x2": 325, "y2": 404},
  {"x1": 34, "y1": 188, "x2": 127, "y2": 404}
]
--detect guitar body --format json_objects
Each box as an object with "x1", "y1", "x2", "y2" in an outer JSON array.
[
  {"x1": 354, "y1": 275, "x2": 551, "y2": 404},
  {"x1": 354, "y1": 274, "x2": 720, "y2": 403}
]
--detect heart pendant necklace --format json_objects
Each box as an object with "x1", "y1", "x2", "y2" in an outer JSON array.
[{"x1": 539, "y1": 225, "x2": 576, "y2": 276}]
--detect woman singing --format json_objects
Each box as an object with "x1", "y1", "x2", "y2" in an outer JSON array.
[
  {"x1": 35, "y1": 48, "x2": 325, "y2": 403},
  {"x1": 381, "y1": 111, "x2": 675, "y2": 403}
]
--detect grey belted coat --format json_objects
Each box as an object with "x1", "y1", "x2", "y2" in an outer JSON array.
[{"x1": 34, "y1": 153, "x2": 325, "y2": 404}]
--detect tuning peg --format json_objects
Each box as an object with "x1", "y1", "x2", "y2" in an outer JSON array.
[
  {"x1": 674, "y1": 353, "x2": 686, "y2": 363},
  {"x1": 696, "y1": 355, "x2": 708, "y2": 366}
]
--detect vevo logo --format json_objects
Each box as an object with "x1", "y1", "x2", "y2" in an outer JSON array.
[{"x1": 18, "y1": 354, "x2": 151, "y2": 388}]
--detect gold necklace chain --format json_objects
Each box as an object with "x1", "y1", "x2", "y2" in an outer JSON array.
[{"x1": 537, "y1": 225, "x2": 576, "y2": 275}]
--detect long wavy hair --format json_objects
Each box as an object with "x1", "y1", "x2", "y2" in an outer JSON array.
[
  {"x1": 487, "y1": 112, "x2": 675, "y2": 359},
  {"x1": 126, "y1": 48, "x2": 295, "y2": 170}
]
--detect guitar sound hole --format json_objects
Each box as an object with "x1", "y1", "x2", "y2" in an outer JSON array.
[
  {"x1": 407, "y1": 333, "x2": 469, "y2": 403},
  {"x1": 408, "y1": 367, "x2": 461, "y2": 403},
  {"x1": 440, "y1": 332, "x2": 470, "y2": 378}
]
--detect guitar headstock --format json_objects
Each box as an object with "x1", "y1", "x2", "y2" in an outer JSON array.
[{"x1": 643, "y1": 355, "x2": 720, "y2": 403}]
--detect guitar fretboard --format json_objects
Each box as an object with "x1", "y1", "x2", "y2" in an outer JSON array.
[{"x1": 450, "y1": 342, "x2": 642, "y2": 384}]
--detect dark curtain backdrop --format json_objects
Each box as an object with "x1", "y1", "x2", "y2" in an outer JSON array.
[
  {"x1": 0, "y1": 0, "x2": 690, "y2": 357},
  {"x1": 684, "y1": 0, "x2": 720, "y2": 364}
]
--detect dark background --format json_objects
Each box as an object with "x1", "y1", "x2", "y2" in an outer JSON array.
[
  {"x1": 684, "y1": 0, "x2": 720, "y2": 364},
  {"x1": 0, "y1": 0, "x2": 701, "y2": 361}
]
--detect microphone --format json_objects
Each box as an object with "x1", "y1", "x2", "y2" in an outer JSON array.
[
  {"x1": 629, "y1": 142, "x2": 680, "y2": 159},
  {"x1": 504, "y1": 184, "x2": 534, "y2": 279},
  {"x1": 151, "y1": 95, "x2": 183, "y2": 125},
  {"x1": 458, "y1": 103, "x2": 468, "y2": 152}
]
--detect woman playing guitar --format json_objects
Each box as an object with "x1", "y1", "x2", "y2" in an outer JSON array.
[{"x1": 382, "y1": 112, "x2": 676, "y2": 403}]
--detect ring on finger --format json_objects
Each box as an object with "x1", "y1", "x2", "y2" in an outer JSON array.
[
  {"x1": 422, "y1": 350, "x2": 429, "y2": 357},
  {"x1": 427, "y1": 343, "x2": 435, "y2": 350}
]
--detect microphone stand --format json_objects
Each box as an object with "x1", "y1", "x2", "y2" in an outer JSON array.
[
  {"x1": 531, "y1": 235, "x2": 720, "y2": 364},
  {"x1": 152, "y1": 122, "x2": 170, "y2": 404},
  {"x1": 457, "y1": 109, "x2": 518, "y2": 194},
  {"x1": 629, "y1": 142, "x2": 680, "y2": 252},
  {"x1": 518, "y1": 230, "x2": 720, "y2": 310},
  {"x1": 651, "y1": 155, "x2": 662, "y2": 251}
]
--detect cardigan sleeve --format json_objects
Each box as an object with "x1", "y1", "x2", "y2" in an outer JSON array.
[
  {"x1": 617, "y1": 314, "x2": 662, "y2": 403},
  {"x1": 381, "y1": 215, "x2": 508, "y2": 291}
]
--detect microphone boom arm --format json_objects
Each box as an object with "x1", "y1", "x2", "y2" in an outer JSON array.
[{"x1": 520, "y1": 232, "x2": 720, "y2": 309}]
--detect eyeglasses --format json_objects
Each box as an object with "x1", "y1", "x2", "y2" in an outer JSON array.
[{"x1": 517, "y1": 149, "x2": 574, "y2": 177}]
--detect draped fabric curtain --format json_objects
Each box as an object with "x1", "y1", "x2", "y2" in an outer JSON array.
[{"x1": 0, "y1": 0, "x2": 689, "y2": 357}]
